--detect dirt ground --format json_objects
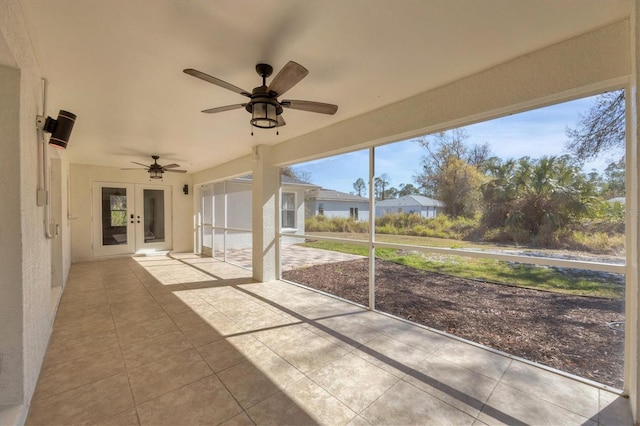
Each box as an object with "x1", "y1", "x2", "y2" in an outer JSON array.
[{"x1": 283, "y1": 258, "x2": 625, "y2": 389}]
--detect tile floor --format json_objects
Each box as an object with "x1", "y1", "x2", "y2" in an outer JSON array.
[{"x1": 26, "y1": 254, "x2": 634, "y2": 425}]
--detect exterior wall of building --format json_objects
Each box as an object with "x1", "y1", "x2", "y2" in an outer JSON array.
[
  {"x1": 0, "y1": 2, "x2": 66, "y2": 423},
  {"x1": 69, "y1": 164, "x2": 194, "y2": 262},
  {"x1": 376, "y1": 204, "x2": 439, "y2": 218},
  {"x1": 315, "y1": 200, "x2": 370, "y2": 220},
  {"x1": 199, "y1": 180, "x2": 309, "y2": 251}
]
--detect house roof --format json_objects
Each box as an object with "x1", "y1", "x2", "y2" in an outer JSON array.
[
  {"x1": 376, "y1": 195, "x2": 443, "y2": 208},
  {"x1": 309, "y1": 189, "x2": 368, "y2": 202},
  {"x1": 233, "y1": 175, "x2": 319, "y2": 188}
]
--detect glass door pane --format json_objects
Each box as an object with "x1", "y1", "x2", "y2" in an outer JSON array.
[
  {"x1": 93, "y1": 182, "x2": 135, "y2": 256},
  {"x1": 143, "y1": 189, "x2": 165, "y2": 243},
  {"x1": 135, "y1": 184, "x2": 172, "y2": 252},
  {"x1": 102, "y1": 187, "x2": 129, "y2": 245}
]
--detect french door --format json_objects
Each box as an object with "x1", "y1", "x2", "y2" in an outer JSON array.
[{"x1": 92, "y1": 182, "x2": 172, "y2": 256}]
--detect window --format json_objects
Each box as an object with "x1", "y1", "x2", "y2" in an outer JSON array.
[
  {"x1": 349, "y1": 207, "x2": 359, "y2": 220},
  {"x1": 110, "y1": 195, "x2": 127, "y2": 227},
  {"x1": 318, "y1": 203, "x2": 324, "y2": 216},
  {"x1": 282, "y1": 192, "x2": 296, "y2": 228}
]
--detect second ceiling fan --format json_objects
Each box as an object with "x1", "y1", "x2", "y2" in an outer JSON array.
[{"x1": 183, "y1": 61, "x2": 338, "y2": 133}]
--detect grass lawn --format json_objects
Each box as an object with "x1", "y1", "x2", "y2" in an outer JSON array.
[{"x1": 301, "y1": 239, "x2": 624, "y2": 299}]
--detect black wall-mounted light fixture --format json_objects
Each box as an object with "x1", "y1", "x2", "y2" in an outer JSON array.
[
  {"x1": 183, "y1": 184, "x2": 189, "y2": 195},
  {"x1": 42, "y1": 110, "x2": 77, "y2": 149}
]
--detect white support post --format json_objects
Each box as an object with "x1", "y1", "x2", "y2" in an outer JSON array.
[
  {"x1": 368, "y1": 147, "x2": 376, "y2": 310},
  {"x1": 251, "y1": 145, "x2": 279, "y2": 282}
]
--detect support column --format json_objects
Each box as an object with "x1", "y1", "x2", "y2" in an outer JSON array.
[
  {"x1": 628, "y1": 2, "x2": 640, "y2": 422},
  {"x1": 251, "y1": 145, "x2": 279, "y2": 282}
]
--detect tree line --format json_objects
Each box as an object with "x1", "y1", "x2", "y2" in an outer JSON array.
[{"x1": 348, "y1": 90, "x2": 625, "y2": 238}]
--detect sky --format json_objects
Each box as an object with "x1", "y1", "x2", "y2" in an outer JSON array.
[{"x1": 291, "y1": 93, "x2": 624, "y2": 194}]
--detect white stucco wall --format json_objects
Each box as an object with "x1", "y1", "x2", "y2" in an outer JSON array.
[
  {"x1": 316, "y1": 200, "x2": 370, "y2": 221},
  {"x1": 0, "y1": 1, "x2": 65, "y2": 424},
  {"x1": 69, "y1": 164, "x2": 194, "y2": 262},
  {"x1": 0, "y1": 62, "x2": 24, "y2": 411},
  {"x1": 376, "y1": 204, "x2": 438, "y2": 218}
]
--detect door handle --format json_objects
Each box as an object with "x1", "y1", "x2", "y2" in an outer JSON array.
[
  {"x1": 130, "y1": 214, "x2": 134, "y2": 224},
  {"x1": 137, "y1": 215, "x2": 140, "y2": 223}
]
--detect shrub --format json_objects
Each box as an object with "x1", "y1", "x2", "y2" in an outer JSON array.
[{"x1": 305, "y1": 216, "x2": 369, "y2": 233}]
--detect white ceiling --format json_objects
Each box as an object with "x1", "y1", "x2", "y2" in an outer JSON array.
[{"x1": 19, "y1": 0, "x2": 631, "y2": 173}]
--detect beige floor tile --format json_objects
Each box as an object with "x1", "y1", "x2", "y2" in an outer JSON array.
[
  {"x1": 62, "y1": 279, "x2": 105, "y2": 295},
  {"x1": 499, "y1": 360, "x2": 599, "y2": 418},
  {"x1": 35, "y1": 258, "x2": 631, "y2": 426},
  {"x1": 33, "y1": 348, "x2": 125, "y2": 400},
  {"x1": 247, "y1": 376, "x2": 357, "y2": 425},
  {"x1": 379, "y1": 321, "x2": 449, "y2": 354},
  {"x1": 60, "y1": 288, "x2": 109, "y2": 306},
  {"x1": 599, "y1": 390, "x2": 634, "y2": 425},
  {"x1": 477, "y1": 383, "x2": 596, "y2": 426},
  {"x1": 60, "y1": 293, "x2": 109, "y2": 312},
  {"x1": 403, "y1": 354, "x2": 498, "y2": 417},
  {"x1": 95, "y1": 408, "x2": 140, "y2": 425},
  {"x1": 308, "y1": 353, "x2": 399, "y2": 413},
  {"x1": 347, "y1": 415, "x2": 372, "y2": 426},
  {"x1": 115, "y1": 315, "x2": 180, "y2": 345},
  {"x1": 136, "y1": 375, "x2": 242, "y2": 425},
  {"x1": 219, "y1": 412, "x2": 256, "y2": 426},
  {"x1": 109, "y1": 299, "x2": 162, "y2": 316},
  {"x1": 42, "y1": 329, "x2": 120, "y2": 368},
  {"x1": 150, "y1": 295, "x2": 194, "y2": 315},
  {"x1": 26, "y1": 373, "x2": 134, "y2": 426},
  {"x1": 315, "y1": 315, "x2": 381, "y2": 349},
  {"x1": 107, "y1": 289, "x2": 156, "y2": 305},
  {"x1": 197, "y1": 334, "x2": 271, "y2": 372},
  {"x1": 50, "y1": 309, "x2": 115, "y2": 341},
  {"x1": 434, "y1": 340, "x2": 511, "y2": 381},
  {"x1": 54, "y1": 303, "x2": 112, "y2": 325},
  {"x1": 353, "y1": 334, "x2": 430, "y2": 377},
  {"x1": 177, "y1": 319, "x2": 229, "y2": 346},
  {"x1": 112, "y1": 305, "x2": 168, "y2": 329},
  {"x1": 218, "y1": 350, "x2": 304, "y2": 409},
  {"x1": 273, "y1": 332, "x2": 348, "y2": 374},
  {"x1": 361, "y1": 380, "x2": 475, "y2": 426},
  {"x1": 121, "y1": 330, "x2": 193, "y2": 370},
  {"x1": 251, "y1": 322, "x2": 312, "y2": 350},
  {"x1": 126, "y1": 348, "x2": 213, "y2": 404}
]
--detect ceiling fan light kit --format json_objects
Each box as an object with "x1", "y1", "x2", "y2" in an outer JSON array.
[
  {"x1": 121, "y1": 155, "x2": 187, "y2": 180},
  {"x1": 184, "y1": 61, "x2": 338, "y2": 135}
]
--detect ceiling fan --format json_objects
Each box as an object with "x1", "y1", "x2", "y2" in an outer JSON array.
[
  {"x1": 183, "y1": 61, "x2": 338, "y2": 134},
  {"x1": 122, "y1": 155, "x2": 187, "y2": 179}
]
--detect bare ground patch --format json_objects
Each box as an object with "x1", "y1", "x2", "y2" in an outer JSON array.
[{"x1": 283, "y1": 258, "x2": 625, "y2": 388}]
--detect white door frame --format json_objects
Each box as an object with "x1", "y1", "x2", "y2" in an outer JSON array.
[
  {"x1": 134, "y1": 184, "x2": 172, "y2": 253},
  {"x1": 92, "y1": 182, "x2": 172, "y2": 256}
]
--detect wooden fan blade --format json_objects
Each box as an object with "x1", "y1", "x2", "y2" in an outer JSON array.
[
  {"x1": 121, "y1": 167, "x2": 147, "y2": 170},
  {"x1": 281, "y1": 100, "x2": 338, "y2": 115},
  {"x1": 201, "y1": 104, "x2": 246, "y2": 114},
  {"x1": 164, "y1": 169, "x2": 187, "y2": 173},
  {"x1": 268, "y1": 61, "x2": 308, "y2": 96},
  {"x1": 277, "y1": 115, "x2": 286, "y2": 127},
  {"x1": 130, "y1": 161, "x2": 150, "y2": 167},
  {"x1": 162, "y1": 163, "x2": 180, "y2": 169},
  {"x1": 183, "y1": 69, "x2": 251, "y2": 97}
]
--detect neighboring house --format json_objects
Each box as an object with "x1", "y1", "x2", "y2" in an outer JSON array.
[
  {"x1": 306, "y1": 188, "x2": 370, "y2": 221},
  {"x1": 375, "y1": 195, "x2": 443, "y2": 218},
  {"x1": 607, "y1": 197, "x2": 626, "y2": 204},
  {"x1": 200, "y1": 175, "x2": 319, "y2": 253}
]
